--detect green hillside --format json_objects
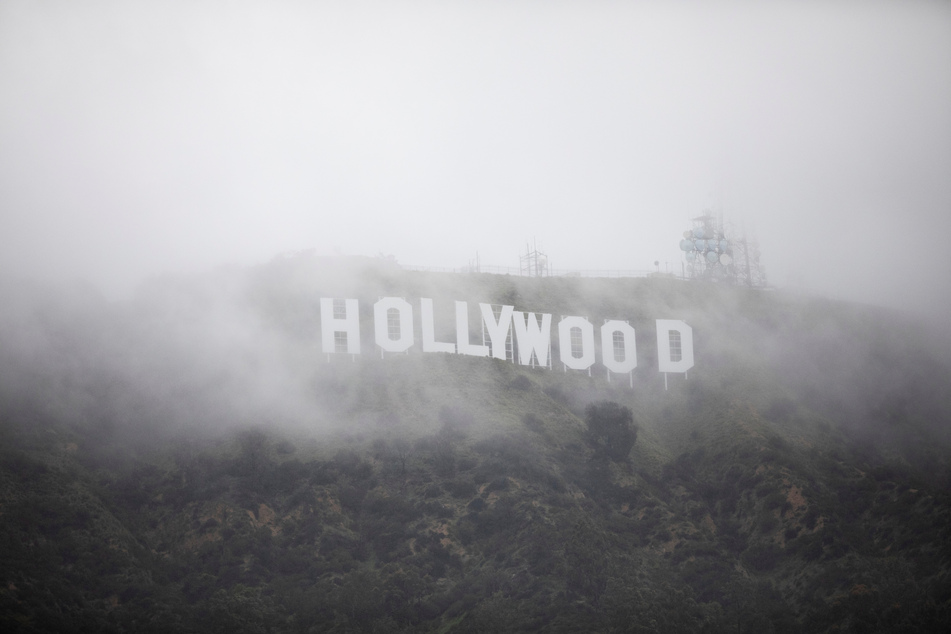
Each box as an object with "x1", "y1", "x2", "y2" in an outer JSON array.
[{"x1": 2, "y1": 254, "x2": 950, "y2": 632}]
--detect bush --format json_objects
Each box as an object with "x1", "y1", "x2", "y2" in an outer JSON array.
[
  {"x1": 510, "y1": 375, "x2": 533, "y2": 391},
  {"x1": 438, "y1": 406, "x2": 474, "y2": 438},
  {"x1": 447, "y1": 479, "x2": 477, "y2": 498},
  {"x1": 742, "y1": 543, "x2": 782, "y2": 571},
  {"x1": 766, "y1": 397, "x2": 796, "y2": 422},
  {"x1": 584, "y1": 401, "x2": 638, "y2": 462},
  {"x1": 757, "y1": 513, "x2": 779, "y2": 533},
  {"x1": 521, "y1": 413, "x2": 544, "y2": 432},
  {"x1": 763, "y1": 491, "x2": 788, "y2": 511},
  {"x1": 485, "y1": 477, "x2": 510, "y2": 493}
]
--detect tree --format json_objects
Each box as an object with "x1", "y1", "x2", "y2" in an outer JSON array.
[{"x1": 584, "y1": 401, "x2": 638, "y2": 463}]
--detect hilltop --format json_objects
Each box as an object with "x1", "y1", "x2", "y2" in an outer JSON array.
[{"x1": 1, "y1": 254, "x2": 950, "y2": 632}]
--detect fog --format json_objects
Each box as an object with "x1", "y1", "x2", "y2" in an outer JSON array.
[
  {"x1": 4, "y1": 7, "x2": 951, "y2": 623},
  {"x1": 1, "y1": 1, "x2": 950, "y2": 323}
]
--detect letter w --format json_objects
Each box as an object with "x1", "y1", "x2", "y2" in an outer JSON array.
[{"x1": 512, "y1": 312, "x2": 551, "y2": 367}]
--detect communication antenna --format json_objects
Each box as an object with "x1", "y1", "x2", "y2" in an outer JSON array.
[
  {"x1": 520, "y1": 239, "x2": 550, "y2": 277},
  {"x1": 677, "y1": 210, "x2": 766, "y2": 286},
  {"x1": 731, "y1": 232, "x2": 767, "y2": 288}
]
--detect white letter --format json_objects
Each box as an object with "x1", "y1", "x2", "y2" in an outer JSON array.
[
  {"x1": 601, "y1": 320, "x2": 637, "y2": 373},
  {"x1": 320, "y1": 298, "x2": 361, "y2": 354},
  {"x1": 559, "y1": 316, "x2": 595, "y2": 370},
  {"x1": 455, "y1": 301, "x2": 489, "y2": 357},
  {"x1": 420, "y1": 298, "x2": 455, "y2": 353},
  {"x1": 512, "y1": 312, "x2": 552, "y2": 367},
  {"x1": 656, "y1": 319, "x2": 694, "y2": 373},
  {"x1": 374, "y1": 297, "x2": 414, "y2": 352},
  {"x1": 479, "y1": 303, "x2": 514, "y2": 360}
]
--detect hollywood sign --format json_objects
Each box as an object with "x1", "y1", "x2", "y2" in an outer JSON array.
[{"x1": 318, "y1": 297, "x2": 694, "y2": 379}]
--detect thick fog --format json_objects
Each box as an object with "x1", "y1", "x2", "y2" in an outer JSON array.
[{"x1": 1, "y1": 1, "x2": 950, "y2": 323}]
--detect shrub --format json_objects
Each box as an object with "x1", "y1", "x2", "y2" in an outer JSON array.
[
  {"x1": 764, "y1": 491, "x2": 788, "y2": 511},
  {"x1": 766, "y1": 397, "x2": 796, "y2": 422},
  {"x1": 438, "y1": 406, "x2": 474, "y2": 438},
  {"x1": 757, "y1": 513, "x2": 779, "y2": 533},
  {"x1": 447, "y1": 479, "x2": 477, "y2": 498},
  {"x1": 332, "y1": 450, "x2": 374, "y2": 481},
  {"x1": 419, "y1": 501, "x2": 453, "y2": 518},
  {"x1": 431, "y1": 435, "x2": 456, "y2": 477},
  {"x1": 584, "y1": 401, "x2": 638, "y2": 463},
  {"x1": 485, "y1": 477, "x2": 510, "y2": 493},
  {"x1": 521, "y1": 413, "x2": 544, "y2": 432},
  {"x1": 742, "y1": 543, "x2": 782, "y2": 571},
  {"x1": 510, "y1": 375, "x2": 533, "y2": 391},
  {"x1": 803, "y1": 508, "x2": 819, "y2": 529}
]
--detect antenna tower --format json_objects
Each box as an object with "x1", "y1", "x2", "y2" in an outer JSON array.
[
  {"x1": 678, "y1": 210, "x2": 766, "y2": 286},
  {"x1": 520, "y1": 240, "x2": 549, "y2": 277}
]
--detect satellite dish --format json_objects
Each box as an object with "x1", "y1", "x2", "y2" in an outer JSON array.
[
  {"x1": 694, "y1": 239, "x2": 705, "y2": 251},
  {"x1": 719, "y1": 253, "x2": 733, "y2": 266},
  {"x1": 679, "y1": 239, "x2": 694, "y2": 251},
  {"x1": 692, "y1": 227, "x2": 705, "y2": 238},
  {"x1": 685, "y1": 251, "x2": 696, "y2": 261},
  {"x1": 683, "y1": 231, "x2": 692, "y2": 239},
  {"x1": 706, "y1": 251, "x2": 719, "y2": 264}
]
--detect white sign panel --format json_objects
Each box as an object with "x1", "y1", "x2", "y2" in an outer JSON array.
[
  {"x1": 480, "y1": 303, "x2": 514, "y2": 360},
  {"x1": 512, "y1": 311, "x2": 552, "y2": 367},
  {"x1": 420, "y1": 298, "x2": 455, "y2": 354},
  {"x1": 455, "y1": 301, "x2": 490, "y2": 357},
  {"x1": 600, "y1": 320, "x2": 637, "y2": 374},
  {"x1": 320, "y1": 298, "x2": 361, "y2": 354},
  {"x1": 320, "y1": 296, "x2": 694, "y2": 377},
  {"x1": 558, "y1": 316, "x2": 596, "y2": 371},
  {"x1": 374, "y1": 297, "x2": 414, "y2": 353},
  {"x1": 655, "y1": 319, "x2": 694, "y2": 373}
]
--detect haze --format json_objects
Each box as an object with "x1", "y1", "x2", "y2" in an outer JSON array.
[{"x1": 1, "y1": 1, "x2": 949, "y2": 324}]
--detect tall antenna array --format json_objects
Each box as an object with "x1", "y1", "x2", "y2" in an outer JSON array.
[
  {"x1": 520, "y1": 240, "x2": 549, "y2": 277},
  {"x1": 730, "y1": 233, "x2": 767, "y2": 288},
  {"x1": 678, "y1": 211, "x2": 766, "y2": 287}
]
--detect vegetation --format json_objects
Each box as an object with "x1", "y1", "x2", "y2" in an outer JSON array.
[
  {"x1": 1, "y1": 254, "x2": 950, "y2": 632},
  {"x1": 583, "y1": 401, "x2": 638, "y2": 463}
]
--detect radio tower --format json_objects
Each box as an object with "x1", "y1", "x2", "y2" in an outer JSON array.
[
  {"x1": 678, "y1": 211, "x2": 766, "y2": 287},
  {"x1": 520, "y1": 239, "x2": 549, "y2": 277}
]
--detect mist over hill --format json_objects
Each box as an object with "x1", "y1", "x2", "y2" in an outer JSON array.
[{"x1": 2, "y1": 254, "x2": 950, "y2": 632}]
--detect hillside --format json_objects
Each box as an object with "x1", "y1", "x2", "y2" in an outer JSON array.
[{"x1": 1, "y1": 254, "x2": 950, "y2": 633}]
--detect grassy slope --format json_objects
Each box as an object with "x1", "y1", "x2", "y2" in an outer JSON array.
[{"x1": 1, "y1": 255, "x2": 950, "y2": 632}]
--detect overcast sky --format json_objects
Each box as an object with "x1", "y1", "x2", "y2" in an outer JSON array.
[{"x1": 1, "y1": 1, "x2": 949, "y2": 321}]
